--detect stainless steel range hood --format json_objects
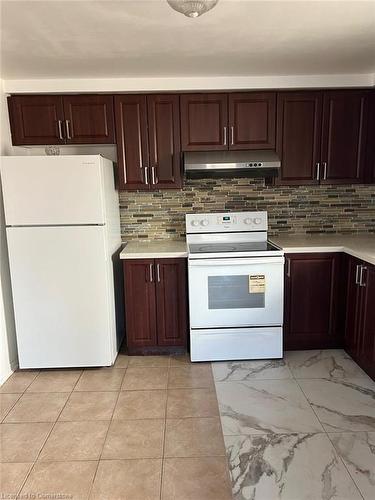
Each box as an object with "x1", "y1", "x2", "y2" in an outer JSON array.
[{"x1": 184, "y1": 150, "x2": 281, "y2": 178}]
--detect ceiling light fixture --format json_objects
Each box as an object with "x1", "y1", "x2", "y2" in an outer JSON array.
[{"x1": 167, "y1": 0, "x2": 219, "y2": 18}]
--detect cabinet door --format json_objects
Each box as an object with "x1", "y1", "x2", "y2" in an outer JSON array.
[
  {"x1": 180, "y1": 94, "x2": 228, "y2": 151},
  {"x1": 284, "y1": 253, "x2": 341, "y2": 350},
  {"x1": 147, "y1": 95, "x2": 182, "y2": 189},
  {"x1": 8, "y1": 95, "x2": 64, "y2": 145},
  {"x1": 155, "y1": 259, "x2": 187, "y2": 347},
  {"x1": 228, "y1": 92, "x2": 276, "y2": 150},
  {"x1": 114, "y1": 95, "x2": 149, "y2": 190},
  {"x1": 358, "y1": 263, "x2": 375, "y2": 379},
  {"x1": 123, "y1": 259, "x2": 157, "y2": 349},
  {"x1": 344, "y1": 256, "x2": 362, "y2": 359},
  {"x1": 62, "y1": 95, "x2": 115, "y2": 144},
  {"x1": 321, "y1": 90, "x2": 368, "y2": 184},
  {"x1": 276, "y1": 91, "x2": 322, "y2": 185}
]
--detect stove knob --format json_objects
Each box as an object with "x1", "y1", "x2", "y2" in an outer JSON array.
[
  {"x1": 191, "y1": 220, "x2": 199, "y2": 227},
  {"x1": 201, "y1": 219, "x2": 209, "y2": 227},
  {"x1": 244, "y1": 218, "x2": 252, "y2": 225},
  {"x1": 253, "y1": 218, "x2": 262, "y2": 225}
]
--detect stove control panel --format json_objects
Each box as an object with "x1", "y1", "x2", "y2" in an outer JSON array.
[{"x1": 186, "y1": 211, "x2": 268, "y2": 234}]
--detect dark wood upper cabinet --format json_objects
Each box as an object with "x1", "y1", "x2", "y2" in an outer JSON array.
[
  {"x1": 284, "y1": 253, "x2": 341, "y2": 350},
  {"x1": 228, "y1": 92, "x2": 276, "y2": 150},
  {"x1": 123, "y1": 259, "x2": 158, "y2": 349},
  {"x1": 147, "y1": 95, "x2": 182, "y2": 189},
  {"x1": 123, "y1": 258, "x2": 187, "y2": 354},
  {"x1": 180, "y1": 93, "x2": 228, "y2": 151},
  {"x1": 156, "y1": 259, "x2": 187, "y2": 347},
  {"x1": 276, "y1": 91, "x2": 323, "y2": 185},
  {"x1": 114, "y1": 95, "x2": 149, "y2": 190},
  {"x1": 321, "y1": 90, "x2": 369, "y2": 184},
  {"x1": 62, "y1": 95, "x2": 115, "y2": 144},
  {"x1": 8, "y1": 95, "x2": 65, "y2": 145}
]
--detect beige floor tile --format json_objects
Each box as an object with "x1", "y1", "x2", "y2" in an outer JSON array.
[
  {"x1": 164, "y1": 417, "x2": 225, "y2": 457},
  {"x1": 122, "y1": 367, "x2": 168, "y2": 391},
  {"x1": 0, "y1": 422, "x2": 53, "y2": 462},
  {"x1": 39, "y1": 421, "x2": 109, "y2": 461},
  {"x1": 21, "y1": 461, "x2": 97, "y2": 500},
  {"x1": 168, "y1": 365, "x2": 214, "y2": 389},
  {"x1": 0, "y1": 393, "x2": 22, "y2": 421},
  {"x1": 27, "y1": 370, "x2": 82, "y2": 392},
  {"x1": 102, "y1": 419, "x2": 164, "y2": 459},
  {"x1": 0, "y1": 462, "x2": 32, "y2": 496},
  {"x1": 170, "y1": 354, "x2": 192, "y2": 366},
  {"x1": 59, "y1": 391, "x2": 118, "y2": 421},
  {"x1": 74, "y1": 368, "x2": 125, "y2": 392},
  {"x1": 113, "y1": 390, "x2": 167, "y2": 420},
  {"x1": 91, "y1": 459, "x2": 161, "y2": 500},
  {"x1": 167, "y1": 388, "x2": 219, "y2": 418},
  {"x1": 161, "y1": 457, "x2": 232, "y2": 500},
  {"x1": 0, "y1": 371, "x2": 39, "y2": 394},
  {"x1": 114, "y1": 353, "x2": 130, "y2": 368},
  {"x1": 129, "y1": 355, "x2": 170, "y2": 367},
  {"x1": 4, "y1": 392, "x2": 69, "y2": 423}
]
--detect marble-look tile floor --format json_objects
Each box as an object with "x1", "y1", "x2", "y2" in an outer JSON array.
[
  {"x1": 213, "y1": 349, "x2": 375, "y2": 500},
  {"x1": 0, "y1": 353, "x2": 232, "y2": 500}
]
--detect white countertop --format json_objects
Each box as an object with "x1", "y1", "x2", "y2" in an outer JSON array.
[
  {"x1": 270, "y1": 234, "x2": 375, "y2": 266},
  {"x1": 120, "y1": 240, "x2": 188, "y2": 259}
]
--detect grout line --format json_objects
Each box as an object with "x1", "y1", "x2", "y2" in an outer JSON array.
[
  {"x1": 293, "y1": 375, "x2": 365, "y2": 500},
  {"x1": 86, "y1": 362, "x2": 127, "y2": 499},
  {"x1": 14, "y1": 369, "x2": 85, "y2": 497},
  {"x1": 159, "y1": 358, "x2": 171, "y2": 500}
]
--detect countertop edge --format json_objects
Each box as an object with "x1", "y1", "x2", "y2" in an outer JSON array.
[{"x1": 269, "y1": 239, "x2": 375, "y2": 266}]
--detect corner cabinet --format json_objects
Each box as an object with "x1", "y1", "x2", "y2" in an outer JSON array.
[
  {"x1": 284, "y1": 253, "x2": 342, "y2": 350},
  {"x1": 123, "y1": 258, "x2": 188, "y2": 354},
  {"x1": 344, "y1": 256, "x2": 375, "y2": 379},
  {"x1": 8, "y1": 94, "x2": 115, "y2": 145},
  {"x1": 180, "y1": 92, "x2": 276, "y2": 151},
  {"x1": 114, "y1": 94, "x2": 182, "y2": 191}
]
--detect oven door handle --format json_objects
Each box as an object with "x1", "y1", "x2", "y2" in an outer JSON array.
[{"x1": 188, "y1": 256, "x2": 285, "y2": 266}]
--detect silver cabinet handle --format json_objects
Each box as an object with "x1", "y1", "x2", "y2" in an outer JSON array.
[
  {"x1": 151, "y1": 166, "x2": 157, "y2": 185},
  {"x1": 316, "y1": 162, "x2": 320, "y2": 180},
  {"x1": 286, "y1": 258, "x2": 291, "y2": 278},
  {"x1": 149, "y1": 263, "x2": 153, "y2": 282},
  {"x1": 355, "y1": 264, "x2": 361, "y2": 285},
  {"x1": 223, "y1": 126, "x2": 227, "y2": 146},
  {"x1": 230, "y1": 126, "x2": 234, "y2": 145},
  {"x1": 144, "y1": 166, "x2": 149, "y2": 185},
  {"x1": 57, "y1": 120, "x2": 64, "y2": 140},
  {"x1": 322, "y1": 162, "x2": 327, "y2": 180},
  {"x1": 359, "y1": 266, "x2": 367, "y2": 287},
  {"x1": 65, "y1": 120, "x2": 71, "y2": 140},
  {"x1": 156, "y1": 263, "x2": 161, "y2": 282}
]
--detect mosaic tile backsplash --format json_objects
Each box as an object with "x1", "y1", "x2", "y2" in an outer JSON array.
[{"x1": 119, "y1": 178, "x2": 375, "y2": 240}]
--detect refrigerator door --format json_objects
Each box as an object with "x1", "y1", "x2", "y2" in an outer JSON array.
[
  {"x1": 6, "y1": 225, "x2": 116, "y2": 368},
  {"x1": 1, "y1": 155, "x2": 106, "y2": 225}
]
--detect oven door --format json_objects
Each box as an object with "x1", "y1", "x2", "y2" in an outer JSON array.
[{"x1": 188, "y1": 256, "x2": 284, "y2": 328}]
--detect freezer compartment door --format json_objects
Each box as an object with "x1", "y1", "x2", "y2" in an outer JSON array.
[
  {"x1": 1, "y1": 155, "x2": 106, "y2": 225},
  {"x1": 6, "y1": 225, "x2": 116, "y2": 368}
]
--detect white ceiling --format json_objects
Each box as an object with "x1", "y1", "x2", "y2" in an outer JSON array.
[{"x1": 1, "y1": 0, "x2": 375, "y2": 80}]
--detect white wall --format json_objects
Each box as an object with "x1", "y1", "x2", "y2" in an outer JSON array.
[{"x1": 0, "y1": 79, "x2": 18, "y2": 383}]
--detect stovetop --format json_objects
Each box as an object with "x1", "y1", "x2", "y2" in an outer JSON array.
[{"x1": 189, "y1": 241, "x2": 279, "y2": 254}]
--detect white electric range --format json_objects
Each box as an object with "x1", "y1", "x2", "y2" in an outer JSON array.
[{"x1": 186, "y1": 211, "x2": 284, "y2": 362}]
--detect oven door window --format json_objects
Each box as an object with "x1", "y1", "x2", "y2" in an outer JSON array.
[{"x1": 208, "y1": 274, "x2": 265, "y2": 309}]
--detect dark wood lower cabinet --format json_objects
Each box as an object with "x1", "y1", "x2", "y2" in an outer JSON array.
[
  {"x1": 123, "y1": 258, "x2": 187, "y2": 354},
  {"x1": 345, "y1": 256, "x2": 375, "y2": 379},
  {"x1": 284, "y1": 253, "x2": 342, "y2": 350}
]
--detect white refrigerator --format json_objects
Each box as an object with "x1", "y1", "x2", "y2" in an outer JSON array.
[{"x1": 0, "y1": 155, "x2": 123, "y2": 369}]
